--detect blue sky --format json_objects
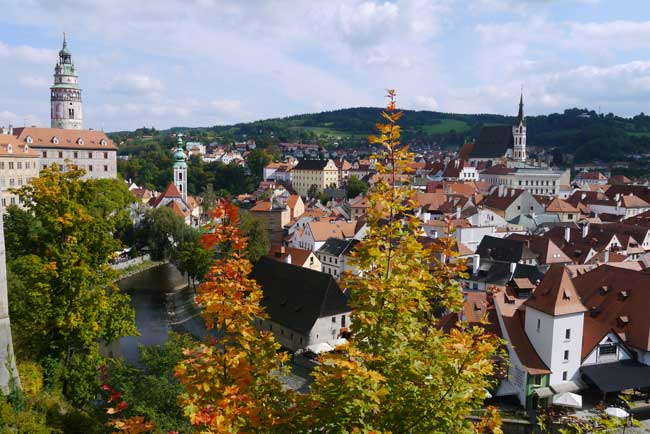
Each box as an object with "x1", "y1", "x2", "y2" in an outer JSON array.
[{"x1": 0, "y1": 0, "x2": 649, "y2": 131}]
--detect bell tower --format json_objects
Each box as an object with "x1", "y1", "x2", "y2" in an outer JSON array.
[
  {"x1": 51, "y1": 33, "x2": 83, "y2": 130},
  {"x1": 513, "y1": 90, "x2": 526, "y2": 161},
  {"x1": 173, "y1": 135, "x2": 188, "y2": 201}
]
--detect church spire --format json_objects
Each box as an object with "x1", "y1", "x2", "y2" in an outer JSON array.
[{"x1": 517, "y1": 87, "x2": 525, "y2": 125}]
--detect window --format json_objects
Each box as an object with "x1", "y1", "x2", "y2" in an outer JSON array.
[
  {"x1": 74, "y1": 152, "x2": 78, "y2": 159},
  {"x1": 332, "y1": 317, "x2": 336, "y2": 323},
  {"x1": 89, "y1": 165, "x2": 93, "y2": 172},
  {"x1": 104, "y1": 152, "x2": 109, "y2": 159},
  {"x1": 9, "y1": 179, "x2": 14, "y2": 187},
  {"x1": 1, "y1": 199, "x2": 5, "y2": 207},
  {"x1": 17, "y1": 162, "x2": 21, "y2": 169},
  {"x1": 536, "y1": 318, "x2": 541, "y2": 332},
  {"x1": 68, "y1": 108, "x2": 75, "y2": 117},
  {"x1": 341, "y1": 315, "x2": 346, "y2": 327},
  {"x1": 88, "y1": 152, "x2": 92, "y2": 158},
  {"x1": 563, "y1": 350, "x2": 569, "y2": 361},
  {"x1": 42, "y1": 151, "x2": 47, "y2": 158},
  {"x1": 599, "y1": 344, "x2": 616, "y2": 356},
  {"x1": 8, "y1": 162, "x2": 13, "y2": 170},
  {"x1": 25, "y1": 162, "x2": 29, "y2": 169},
  {"x1": 10, "y1": 197, "x2": 15, "y2": 205},
  {"x1": 562, "y1": 371, "x2": 568, "y2": 381},
  {"x1": 0, "y1": 162, "x2": 4, "y2": 170},
  {"x1": 104, "y1": 165, "x2": 108, "y2": 172},
  {"x1": 58, "y1": 151, "x2": 63, "y2": 158},
  {"x1": 178, "y1": 172, "x2": 183, "y2": 180},
  {"x1": 565, "y1": 329, "x2": 571, "y2": 340}
]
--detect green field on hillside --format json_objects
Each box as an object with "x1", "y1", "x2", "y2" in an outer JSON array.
[{"x1": 421, "y1": 119, "x2": 471, "y2": 134}]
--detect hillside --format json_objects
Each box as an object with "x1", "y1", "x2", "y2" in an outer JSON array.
[{"x1": 111, "y1": 107, "x2": 650, "y2": 164}]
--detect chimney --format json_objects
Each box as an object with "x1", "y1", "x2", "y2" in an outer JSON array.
[
  {"x1": 510, "y1": 189, "x2": 515, "y2": 197},
  {"x1": 509, "y1": 262, "x2": 517, "y2": 275},
  {"x1": 285, "y1": 253, "x2": 292, "y2": 264},
  {"x1": 582, "y1": 223, "x2": 589, "y2": 239},
  {"x1": 564, "y1": 226, "x2": 571, "y2": 243},
  {"x1": 604, "y1": 249, "x2": 610, "y2": 263},
  {"x1": 456, "y1": 206, "x2": 461, "y2": 219},
  {"x1": 615, "y1": 193, "x2": 620, "y2": 201}
]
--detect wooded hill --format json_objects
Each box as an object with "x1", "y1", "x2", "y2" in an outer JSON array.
[{"x1": 111, "y1": 107, "x2": 650, "y2": 163}]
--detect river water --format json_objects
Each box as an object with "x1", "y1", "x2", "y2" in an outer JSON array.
[
  {"x1": 115, "y1": 263, "x2": 311, "y2": 391},
  {"x1": 116, "y1": 263, "x2": 206, "y2": 363}
]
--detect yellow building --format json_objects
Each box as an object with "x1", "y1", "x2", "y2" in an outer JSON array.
[
  {"x1": 0, "y1": 134, "x2": 40, "y2": 207},
  {"x1": 291, "y1": 159, "x2": 339, "y2": 197}
]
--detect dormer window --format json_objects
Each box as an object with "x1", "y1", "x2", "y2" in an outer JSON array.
[
  {"x1": 618, "y1": 316, "x2": 629, "y2": 327},
  {"x1": 52, "y1": 136, "x2": 59, "y2": 145},
  {"x1": 6, "y1": 144, "x2": 12, "y2": 153},
  {"x1": 77, "y1": 138, "x2": 84, "y2": 145},
  {"x1": 25, "y1": 136, "x2": 33, "y2": 144},
  {"x1": 100, "y1": 139, "x2": 107, "y2": 146},
  {"x1": 24, "y1": 144, "x2": 29, "y2": 152}
]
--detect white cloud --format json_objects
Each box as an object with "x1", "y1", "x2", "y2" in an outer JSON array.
[
  {"x1": 0, "y1": 41, "x2": 56, "y2": 64},
  {"x1": 411, "y1": 95, "x2": 439, "y2": 111},
  {"x1": 18, "y1": 76, "x2": 50, "y2": 89},
  {"x1": 109, "y1": 73, "x2": 163, "y2": 96},
  {"x1": 0, "y1": 110, "x2": 42, "y2": 128}
]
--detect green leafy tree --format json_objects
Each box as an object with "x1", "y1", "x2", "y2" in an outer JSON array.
[
  {"x1": 246, "y1": 149, "x2": 273, "y2": 180},
  {"x1": 345, "y1": 175, "x2": 368, "y2": 199},
  {"x1": 6, "y1": 164, "x2": 137, "y2": 404},
  {"x1": 239, "y1": 210, "x2": 270, "y2": 262},
  {"x1": 103, "y1": 333, "x2": 197, "y2": 433},
  {"x1": 307, "y1": 184, "x2": 319, "y2": 199},
  {"x1": 175, "y1": 239, "x2": 213, "y2": 290},
  {"x1": 140, "y1": 207, "x2": 190, "y2": 260}
]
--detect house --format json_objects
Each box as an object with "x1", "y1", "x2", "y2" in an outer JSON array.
[
  {"x1": 545, "y1": 197, "x2": 580, "y2": 222},
  {"x1": 574, "y1": 171, "x2": 608, "y2": 187},
  {"x1": 251, "y1": 257, "x2": 350, "y2": 352},
  {"x1": 315, "y1": 238, "x2": 358, "y2": 280},
  {"x1": 291, "y1": 220, "x2": 358, "y2": 252},
  {"x1": 266, "y1": 245, "x2": 321, "y2": 271},
  {"x1": 0, "y1": 133, "x2": 40, "y2": 207},
  {"x1": 482, "y1": 187, "x2": 544, "y2": 222},
  {"x1": 348, "y1": 194, "x2": 370, "y2": 220},
  {"x1": 249, "y1": 197, "x2": 290, "y2": 243},
  {"x1": 291, "y1": 159, "x2": 339, "y2": 197}
]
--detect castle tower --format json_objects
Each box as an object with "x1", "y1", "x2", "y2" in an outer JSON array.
[
  {"x1": 523, "y1": 265, "x2": 586, "y2": 386},
  {"x1": 51, "y1": 33, "x2": 83, "y2": 130},
  {"x1": 0, "y1": 206, "x2": 20, "y2": 393},
  {"x1": 512, "y1": 91, "x2": 526, "y2": 161},
  {"x1": 173, "y1": 135, "x2": 188, "y2": 201}
]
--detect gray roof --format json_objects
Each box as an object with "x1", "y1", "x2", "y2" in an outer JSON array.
[
  {"x1": 471, "y1": 125, "x2": 514, "y2": 158},
  {"x1": 476, "y1": 235, "x2": 538, "y2": 263},
  {"x1": 294, "y1": 159, "x2": 329, "y2": 170},
  {"x1": 251, "y1": 257, "x2": 349, "y2": 334},
  {"x1": 316, "y1": 237, "x2": 354, "y2": 257}
]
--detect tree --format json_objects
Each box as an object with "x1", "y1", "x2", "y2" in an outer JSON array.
[
  {"x1": 307, "y1": 91, "x2": 503, "y2": 433},
  {"x1": 200, "y1": 184, "x2": 218, "y2": 219},
  {"x1": 6, "y1": 164, "x2": 137, "y2": 404},
  {"x1": 246, "y1": 148, "x2": 272, "y2": 180},
  {"x1": 103, "y1": 333, "x2": 197, "y2": 433},
  {"x1": 307, "y1": 184, "x2": 319, "y2": 199},
  {"x1": 140, "y1": 207, "x2": 192, "y2": 260},
  {"x1": 345, "y1": 175, "x2": 368, "y2": 199},
  {"x1": 175, "y1": 239, "x2": 213, "y2": 290},
  {"x1": 175, "y1": 201, "x2": 298, "y2": 433},
  {"x1": 239, "y1": 210, "x2": 270, "y2": 262}
]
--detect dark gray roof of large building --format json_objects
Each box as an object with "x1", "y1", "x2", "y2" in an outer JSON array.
[
  {"x1": 471, "y1": 125, "x2": 514, "y2": 158},
  {"x1": 294, "y1": 159, "x2": 329, "y2": 170},
  {"x1": 251, "y1": 257, "x2": 350, "y2": 334},
  {"x1": 476, "y1": 235, "x2": 538, "y2": 263}
]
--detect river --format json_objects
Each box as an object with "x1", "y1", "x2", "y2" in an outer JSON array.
[{"x1": 115, "y1": 263, "x2": 311, "y2": 391}]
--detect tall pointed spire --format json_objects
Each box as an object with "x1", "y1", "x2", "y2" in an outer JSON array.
[
  {"x1": 517, "y1": 87, "x2": 525, "y2": 125},
  {"x1": 63, "y1": 32, "x2": 67, "y2": 49}
]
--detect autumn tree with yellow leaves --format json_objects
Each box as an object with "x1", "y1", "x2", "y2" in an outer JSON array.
[{"x1": 305, "y1": 90, "x2": 503, "y2": 433}]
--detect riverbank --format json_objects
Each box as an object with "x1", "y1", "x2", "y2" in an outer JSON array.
[{"x1": 114, "y1": 259, "x2": 166, "y2": 281}]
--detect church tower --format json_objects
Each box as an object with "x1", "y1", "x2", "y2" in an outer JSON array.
[
  {"x1": 51, "y1": 33, "x2": 83, "y2": 130},
  {"x1": 512, "y1": 91, "x2": 526, "y2": 161},
  {"x1": 173, "y1": 135, "x2": 188, "y2": 201}
]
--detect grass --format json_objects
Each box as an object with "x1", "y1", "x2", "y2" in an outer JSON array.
[
  {"x1": 291, "y1": 126, "x2": 367, "y2": 139},
  {"x1": 114, "y1": 259, "x2": 163, "y2": 280},
  {"x1": 421, "y1": 119, "x2": 471, "y2": 134}
]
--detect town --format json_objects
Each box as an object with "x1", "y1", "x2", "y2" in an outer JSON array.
[{"x1": 2, "y1": 9, "x2": 650, "y2": 434}]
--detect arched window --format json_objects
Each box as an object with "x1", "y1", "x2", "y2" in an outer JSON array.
[
  {"x1": 77, "y1": 138, "x2": 84, "y2": 145},
  {"x1": 26, "y1": 136, "x2": 33, "y2": 144}
]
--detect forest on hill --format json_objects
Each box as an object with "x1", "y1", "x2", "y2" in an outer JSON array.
[{"x1": 111, "y1": 107, "x2": 650, "y2": 164}]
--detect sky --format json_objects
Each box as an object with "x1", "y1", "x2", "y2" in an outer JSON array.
[{"x1": 0, "y1": 0, "x2": 649, "y2": 131}]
